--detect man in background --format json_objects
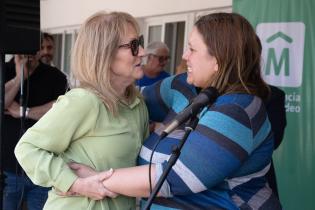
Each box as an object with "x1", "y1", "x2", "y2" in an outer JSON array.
[
  {"x1": 40, "y1": 32, "x2": 55, "y2": 66},
  {"x1": 136, "y1": 41, "x2": 170, "y2": 88},
  {"x1": 3, "y1": 52, "x2": 68, "y2": 210}
]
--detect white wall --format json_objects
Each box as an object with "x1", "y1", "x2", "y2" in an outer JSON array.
[{"x1": 40, "y1": 0, "x2": 232, "y2": 31}]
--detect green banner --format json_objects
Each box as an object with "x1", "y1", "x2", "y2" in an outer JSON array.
[{"x1": 233, "y1": 1, "x2": 315, "y2": 209}]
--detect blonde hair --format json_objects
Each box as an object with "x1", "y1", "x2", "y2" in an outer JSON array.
[
  {"x1": 195, "y1": 13, "x2": 269, "y2": 100},
  {"x1": 71, "y1": 11, "x2": 140, "y2": 115}
]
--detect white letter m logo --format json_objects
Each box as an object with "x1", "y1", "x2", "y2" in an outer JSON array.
[{"x1": 257, "y1": 22, "x2": 305, "y2": 87}]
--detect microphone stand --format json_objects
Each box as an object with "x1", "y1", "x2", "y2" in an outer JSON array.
[
  {"x1": 144, "y1": 116, "x2": 199, "y2": 210},
  {"x1": 16, "y1": 61, "x2": 28, "y2": 210},
  {"x1": 19, "y1": 62, "x2": 27, "y2": 134}
]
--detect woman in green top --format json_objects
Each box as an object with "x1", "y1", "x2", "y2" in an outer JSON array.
[{"x1": 15, "y1": 11, "x2": 149, "y2": 210}]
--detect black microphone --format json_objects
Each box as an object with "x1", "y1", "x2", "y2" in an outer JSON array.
[{"x1": 160, "y1": 87, "x2": 218, "y2": 138}]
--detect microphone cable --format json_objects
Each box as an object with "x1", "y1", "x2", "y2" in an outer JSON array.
[
  {"x1": 148, "y1": 134, "x2": 164, "y2": 193},
  {"x1": 148, "y1": 98, "x2": 196, "y2": 193}
]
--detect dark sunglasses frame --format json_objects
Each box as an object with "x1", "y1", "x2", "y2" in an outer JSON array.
[
  {"x1": 150, "y1": 54, "x2": 170, "y2": 63},
  {"x1": 118, "y1": 35, "x2": 144, "y2": 56}
]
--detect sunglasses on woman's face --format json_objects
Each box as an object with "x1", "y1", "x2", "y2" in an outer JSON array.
[{"x1": 118, "y1": 35, "x2": 144, "y2": 56}]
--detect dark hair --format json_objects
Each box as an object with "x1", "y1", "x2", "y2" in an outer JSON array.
[
  {"x1": 195, "y1": 12, "x2": 269, "y2": 100},
  {"x1": 41, "y1": 32, "x2": 54, "y2": 43}
]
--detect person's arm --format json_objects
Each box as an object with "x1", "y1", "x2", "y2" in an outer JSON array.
[
  {"x1": 6, "y1": 101, "x2": 55, "y2": 120},
  {"x1": 4, "y1": 76, "x2": 20, "y2": 109},
  {"x1": 69, "y1": 164, "x2": 156, "y2": 198},
  {"x1": 27, "y1": 101, "x2": 55, "y2": 120},
  {"x1": 15, "y1": 90, "x2": 99, "y2": 192},
  {"x1": 142, "y1": 73, "x2": 195, "y2": 122},
  {"x1": 142, "y1": 76, "x2": 174, "y2": 122},
  {"x1": 102, "y1": 165, "x2": 155, "y2": 197}
]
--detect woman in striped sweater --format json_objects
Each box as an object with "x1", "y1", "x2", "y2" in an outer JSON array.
[{"x1": 65, "y1": 12, "x2": 282, "y2": 210}]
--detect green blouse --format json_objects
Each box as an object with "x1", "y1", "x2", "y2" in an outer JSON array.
[{"x1": 15, "y1": 88, "x2": 149, "y2": 210}]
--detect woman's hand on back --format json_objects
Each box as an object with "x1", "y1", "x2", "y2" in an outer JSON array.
[{"x1": 58, "y1": 162, "x2": 119, "y2": 200}]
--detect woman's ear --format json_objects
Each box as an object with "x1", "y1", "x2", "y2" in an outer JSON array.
[{"x1": 214, "y1": 59, "x2": 219, "y2": 72}]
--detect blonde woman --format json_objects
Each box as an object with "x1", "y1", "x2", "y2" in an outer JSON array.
[{"x1": 15, "y1": 11, "x2": 149, "y2": 210}]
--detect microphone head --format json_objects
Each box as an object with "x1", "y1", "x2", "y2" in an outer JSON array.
[
  {"x1": 162, "y1": 87, "x2": 218, "y2": 136},
  {"x1": 188, "y1": 87, "x2": 218, "y2": 116},
  {"x1": 194, "y1": 87, "x2": 219, "y2": 107},
  {"x1": 200, "y1": 87, "x2": 219, "y2": 104}
]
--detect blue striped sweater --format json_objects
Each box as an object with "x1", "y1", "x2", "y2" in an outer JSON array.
[{"x1": 138, "y1": 74, "x2": 281, "y2": 210}]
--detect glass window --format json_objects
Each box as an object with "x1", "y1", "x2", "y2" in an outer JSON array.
[
  {"x1": 63, "y1": 34, "x2": 72, "y2": 75},
  {"x1": 164, "y1": 21, "x2": 185, "y2": 74},
  {"x1": 52, "y1": 34, "x2": 62, "y2": 70},
  {"x1": 148, "y1": 25, "x2": 162, "y2": 43}
]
